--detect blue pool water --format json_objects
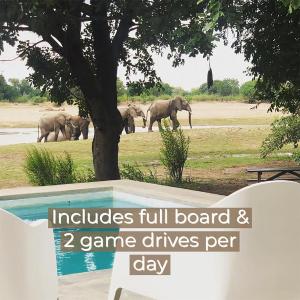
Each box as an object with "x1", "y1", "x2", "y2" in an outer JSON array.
[{"x1": 2, "y1": 191, "x2": 143, "y2": 276}]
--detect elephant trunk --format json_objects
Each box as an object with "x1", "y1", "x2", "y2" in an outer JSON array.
[
  {"x1": 188, "y1": 111, "x2": 192, "y2": 129},
  {"x1": 186, "y1": 104, "x2": 192, "y2": 129}
]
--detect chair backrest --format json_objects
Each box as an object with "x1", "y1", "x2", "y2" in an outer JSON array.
[
  {"x1": 0, "y1": 208, "x2": 58, "y2": 300},
  {"x1": 108, "y1": 181, "x2": 300, "y2": 300}
]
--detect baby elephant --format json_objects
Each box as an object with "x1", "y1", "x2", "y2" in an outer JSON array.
[{"x1": 147, "y1": 96, "x2": 192, "y2": 132}]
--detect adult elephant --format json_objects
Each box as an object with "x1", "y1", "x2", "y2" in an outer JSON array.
[
  {"x1": 118, "y1": 104, "x2": 146, "y2": 134},
  {"x1": 70, "y1": 116, "x2": 91, "y2": 140},
  {"x1": 37, "y1": 112, "x2": 79, "y2": 142},
  {"x1": 146, "y1": 96, "x2": 192, "y2": 132}
]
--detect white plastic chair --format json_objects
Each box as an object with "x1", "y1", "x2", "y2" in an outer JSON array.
[
  {"x1": 0, "y1": 208, "x2": 58, "y2": 300},
  {"x1": 108, "y1": 181, "x2": 300, "y2": 300}
]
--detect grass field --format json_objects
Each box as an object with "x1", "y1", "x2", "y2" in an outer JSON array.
[{"x1": 0, "y1": 127, "x2": 295, "y2": 195}]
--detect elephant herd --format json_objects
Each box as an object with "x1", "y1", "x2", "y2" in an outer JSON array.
[
  {"x1": 37, "y1": 112, "x2": 90, "y2": 142},
  {"x1": 37, "y1": 96, "x2": 192, "y2": 142}
]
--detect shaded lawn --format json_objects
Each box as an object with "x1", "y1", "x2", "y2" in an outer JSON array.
[{"x1": 0, "y1": 128, "x2": 295, "y2": 193}]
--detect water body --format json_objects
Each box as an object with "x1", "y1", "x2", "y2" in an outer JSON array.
[{"x1": 0, "y1": 125, "x2": 244, "y2": 146}]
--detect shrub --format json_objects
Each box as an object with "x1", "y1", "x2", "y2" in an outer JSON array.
[
  {"x1": 260, "y1": 116, "x2": 300, "y2": 158},
  {"x1": 240, "y1": 80, "x2": 257, "y2": 100},
  {"x1": 159, "y1": 120, "x2": 190, "y2": 183},
  {"x1": 120, "y1": 163, "x2": 158, "y2": 183},
  {"x1": 24, "y1": 147, "x2": 77, "y2": 185},
  {"x1": 76, "y1": 168, "x2": 96, "y2": 183},
  {"x1": 292, "y1": 150, "x2": 300, "y2": 165}
]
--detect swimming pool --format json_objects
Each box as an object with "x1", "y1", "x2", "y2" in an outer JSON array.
[{"x1": 0, "y1": 190, "x2": 155, "y2": 276}]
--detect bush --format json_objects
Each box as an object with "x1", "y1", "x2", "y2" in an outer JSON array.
[
  {"x1": 292, "y1": 150, "x2": 300, "y2": 165},
  {"x1": 260, "y1": 116, "x2": 300, "y2": 157},
  {"x1": 240, "y1": 80, "x2": 257, "y2": 100},
  {"x1": 24, "y1": 147, "x2": 96, "y2": 185},
  {"x1": 159, "y1": 120, "x2": 190, "y2": 183},
  {"x1": 24, "y1": 147, "x2": 76, "y2": 185},
  {"x1": 120, "y1": 163, "x2": 158, "y2": 183},
  {"x1": 76, "y1": 168, "x2": 96, "y2": 182}
]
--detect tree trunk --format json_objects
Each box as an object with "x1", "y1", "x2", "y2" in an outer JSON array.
[
  {"x1": 92, "y1": 126, "x2": 120, "y2": 180},
  {"x1": 62, "y1": 23, "x2": 122, "y2": 181},
  {"x1": 90, "y1": 62, "x2": 121, "y2": 181}
]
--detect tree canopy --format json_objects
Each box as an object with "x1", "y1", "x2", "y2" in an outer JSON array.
[
  {"x1": 0, "y1": 75, "x2": 43, "y2": 101},
  {"x1": 0, "y1": 0, "x2": 217, "y2": 180},
  {"x1": 210, "y1": 0, "x2": 300, "y2": 113},
  {"x1": 199, "y1": 78, "x2": 239, "y2": 96}
]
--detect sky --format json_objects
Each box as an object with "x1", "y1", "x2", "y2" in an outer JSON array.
[{"x1": 0, "y1": 32, "x2": 252, "y2": 91}]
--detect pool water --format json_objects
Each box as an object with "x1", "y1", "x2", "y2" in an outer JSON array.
[{"x1": 1, "y1": 191, "x2": 143, "y2": 276}]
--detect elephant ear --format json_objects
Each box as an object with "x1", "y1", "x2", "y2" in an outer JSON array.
[
  {"x1": 172, "y1": 97, "x2": 183, "y2": 111},
  {"x1": 128, "y1": 107, "x2": 138, "y2": 118}
]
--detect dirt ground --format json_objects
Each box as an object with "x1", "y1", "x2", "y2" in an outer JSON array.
[{"x1": 0, "y1": 101, "x2": 282, "y2": 128}]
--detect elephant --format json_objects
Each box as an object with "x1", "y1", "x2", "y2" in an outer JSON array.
[
  {"x1": 146, "y1": 96, "x2": 192, "y2": 132},
  {"x1": 69, "y1": 116, "x2": 91, "y2": 140},
  {"x1": 37, "y1": 112, "x2": 79, "y2": 142},
  {"x1": 118, "y1": 104, "x2": 146, "y2": 134}
]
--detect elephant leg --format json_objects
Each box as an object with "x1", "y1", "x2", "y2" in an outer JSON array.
[
  {"x1": 157, "y1": 119, "x2": 162, "y2": 130},
  {"x1": 124, "y1": 119, "x2": 130, "y2": 134},
  {"x1": 148, "y1": 116, "x2": 155, "y2": 132},
  {"x1": 171, "y1": 116, "x2": 179, "y2": 130},
  {"x1": 128, "y1": 117, "x2": 135, "y2": 133},
  {"x1": 82, "y1": 130, "x2": 88, "y2": 139},
  {"x1": 44, "y1": 132, "x2": 50, "y2": 142},
  {"x1": 54, "y1": 127, "x2": 60, "y2": 141},
  {"x1": 60, "y1": 126, "x2": 67, "y2": 140},
  {"x1": 37, "y1": 134, "x2": 45, "y2": 143},
  {"x1": 37, "y1": 129, "x2": 47, "y2": 143}
]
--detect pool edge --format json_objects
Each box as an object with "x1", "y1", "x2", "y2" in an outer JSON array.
[{"x1": 0, "y1": 180, "x2": 224, "y2": 207}]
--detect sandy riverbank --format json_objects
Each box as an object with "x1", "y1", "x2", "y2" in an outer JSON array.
[{"x1": 0, "y1": 101, "x2": 282, "y2": 128}]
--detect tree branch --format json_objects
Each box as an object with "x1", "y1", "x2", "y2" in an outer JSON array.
[
  {"x1": 112, "y1": 9, "x2": 134, "y2": 60},
  {"x1": 90, "y1": 0, "x2": 113, "y2": 76},
  {"x1": 0, "y1": 25, "x2": 31, "y2": 31},
  {"x1": 0, "y1": 40, "x2": 44, "y2": 61},
  {"x1": 43, "y1": 35, "x2": 64, "y2": 56}
]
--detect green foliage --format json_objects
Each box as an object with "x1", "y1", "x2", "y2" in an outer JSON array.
[
  {"x1": 127, "y1": 82, "x2": 174, "y2": 97},
  {"x1": 24, "y1": 147, "x2": 96, "y2": 186},
  {"x1": 218, "y1": 79, "x2": 239, "y2": 96},
  {"x1": 76, "y1": 168, "x2": 96, "y2": 183},
  {"x1": 120, "y1": 163, "x2": 158, "y2": 184},
  {"x1": 0, "y1": 75, "x2": 46, "y2": 102},
  {"x1": 196, "y1": 0, "x2": 300, "y2": 113},
  {"x1": 292, "y1": 150, "x2": 300, "y2": 164},
  {"x1": 199, "y1": 79, "x2": 239, "y2": 96},
  {"x1": 24, "y1": 147, "x2": 76, "y2": 186},
  {"x1": 159, "y1": 120, "x2": 190, "y2": 183},
  {"x1": 281, "y1": 0, "x2": 300, "y2": 12},
  {"x1": 117, "y1": 78, "x2": 126, "y2": 97},
  {"x1": 260, "y1": 116, "x2": 300, "y2": 158},
  {"x1": 240, "y1": 80, "x2": 257, "y2": 100},
  {"x1": 222, "y1": 0, "x2": 300, "y2": 114}
]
